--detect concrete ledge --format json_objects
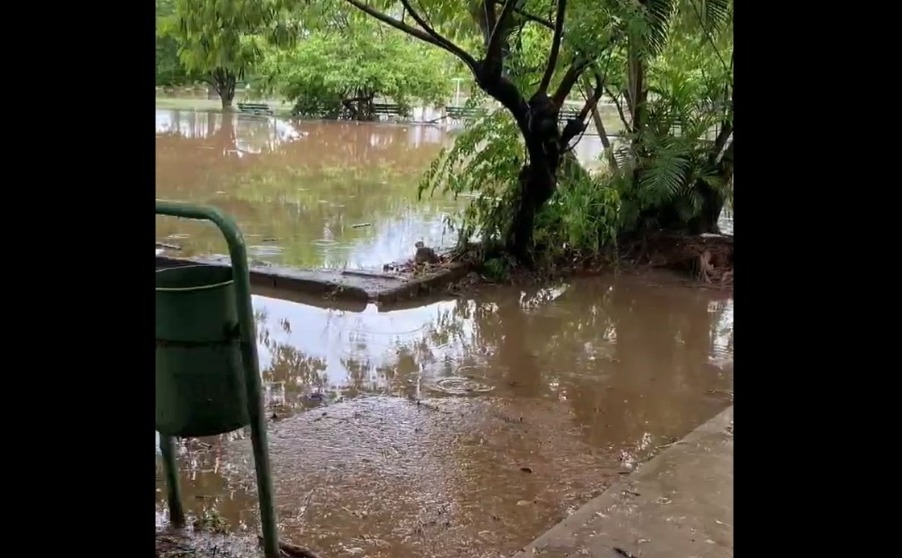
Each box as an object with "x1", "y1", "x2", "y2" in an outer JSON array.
[
  {"x1": 155, "y1": 255, "x2": 471, "y2": 309},
  {"x1": 512, "y1": 406, "x2": 733, "y2": 558}
]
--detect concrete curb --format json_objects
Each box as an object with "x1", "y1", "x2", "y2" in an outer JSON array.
[
  {"x1": 155, "y1": 254, "x2": 471, "y2": 308},
  {"x1": 512, "y1": 406, "x2": 733, "y2": 557}
]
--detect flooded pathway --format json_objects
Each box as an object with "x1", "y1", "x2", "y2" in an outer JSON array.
[{"x1": 156, "y1": 275, "x2": 733, "y2": 558}]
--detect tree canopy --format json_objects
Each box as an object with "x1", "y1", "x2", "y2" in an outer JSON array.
[
  {"x1": 256, "y1": 9, "x2": 457, "y2": 119},
  {"x1": 159, "y1": 0, "x2": 298, "y2": 108},
  {"x1": 338, "y1": 0, "x2": 733, "y2": 263}
]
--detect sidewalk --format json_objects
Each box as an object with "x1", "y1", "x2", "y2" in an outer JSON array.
[{"x1": 513, "y1": 406, "x2": 733, "y2": 558}]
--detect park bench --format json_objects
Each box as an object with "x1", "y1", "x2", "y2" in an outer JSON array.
[
  {"x1": 445, "y1": 105, "x2": 582, "y2": 122},
  {"x1": 371, "y1": 103, "x2": 409, "y2": 118},
  {"x1": 445, "y1": 106, "x2": 488, "y2": 120},
  {"x1": 237, "y1": 102, "x2": 274, "y2": 116},
  {"x1": 558, "y1": 107, "x2": 582, "y2": 121}
]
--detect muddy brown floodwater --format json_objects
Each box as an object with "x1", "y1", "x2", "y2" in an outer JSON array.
[
  {"x1": 155, "y1": 108, "x2": 733, "y2": 557},
  {"x1": 155, "y1": 274, "x2": 733, "y2": 558},
  {"x1": 154, "y1": 110, "x2": 629, "y2": 269}
]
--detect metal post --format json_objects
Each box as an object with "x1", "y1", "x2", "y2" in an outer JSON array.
[
  {"x1": 156, "y1": 200, "x2": 280, "y2": 558},
  {"x1": 160, "y1": 434, "x2": 186, "y2": 527}
]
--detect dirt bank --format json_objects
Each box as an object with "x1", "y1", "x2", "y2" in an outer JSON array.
[{"x1": 445, "y1": 232, "x2": 733, "y2": 294}]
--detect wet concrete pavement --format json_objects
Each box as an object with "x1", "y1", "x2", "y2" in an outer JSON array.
[{"x1": 512, "y1": 406, "x2": 732, "y2": 558}]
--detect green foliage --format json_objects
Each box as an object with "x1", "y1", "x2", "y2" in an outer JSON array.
[
  {"x1": 607, "y1": 0, "x2": 734, "y2": 232},
  {"x1": 257, "y1": 17, "x2": 452, "y2": 119},
  {"x1": 420, "y1": 97, "x2": 524, "y2": 246},
  {"x1": 160, "y1": 0, "x2": 298, "y2": 100},
  {"x1": 156, "y1": 0, "x2": 194, "y2": 86},
  {"x1": 410, "y1": 0, "x2": 733, "y2": 257},
  {"x1": 420, "y1": 95, "x2": 622, "y2": 258},
  {"x1": 536, "y1": 172, "x2": 622, "y2": 255}
]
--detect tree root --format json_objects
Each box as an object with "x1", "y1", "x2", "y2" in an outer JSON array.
[{"x1": 625, "y1": 232, "x2": 733, "y2": 286}]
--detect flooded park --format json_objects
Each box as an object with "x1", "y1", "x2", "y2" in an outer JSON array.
[{"x1": 156, "y1": 109, "x2": 734, "y2": 558}]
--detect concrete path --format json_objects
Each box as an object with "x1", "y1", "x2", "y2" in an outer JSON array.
[{"x1": 512, "y1": 406, "x2": 733, "y2": 558}]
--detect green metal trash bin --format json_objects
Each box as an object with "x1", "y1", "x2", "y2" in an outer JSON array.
[{"x1": 156, "y1": 265, "x2": 250, "y2": 437}]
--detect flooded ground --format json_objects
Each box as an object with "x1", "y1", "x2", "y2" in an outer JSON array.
[
  {"x1": 155, "y1": 274, "x2": 733, "y2": 558},
  {"x1": 156, "y1": 106, "x2": 733, "y2": 557},
  {"x1": 155, "y1": 110, "x2": 630, "y2": 269}
]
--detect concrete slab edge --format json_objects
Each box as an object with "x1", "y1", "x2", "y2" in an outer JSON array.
[{"x1": 511, "y1": 406, "x2": 734, "y2": 557}]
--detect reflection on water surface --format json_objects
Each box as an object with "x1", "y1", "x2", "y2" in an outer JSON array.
[{"x1": 155, "y1": 274, "x2": 733, "y2": 558}]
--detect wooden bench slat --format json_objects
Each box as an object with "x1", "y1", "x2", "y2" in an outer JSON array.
[{"x1": 237, "y1": 102, "x2": 273, "y2": 115}]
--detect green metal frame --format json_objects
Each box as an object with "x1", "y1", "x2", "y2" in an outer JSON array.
[{"x1": 155, "y1": 200, "x2": 279, "y2": 558}]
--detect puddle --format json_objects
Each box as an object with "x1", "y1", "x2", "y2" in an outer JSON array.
[{"x1": 155, "y1": 275, "x2": 733, "y2": 558}]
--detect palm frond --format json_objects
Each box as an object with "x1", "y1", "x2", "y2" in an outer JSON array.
[
  {"x1": 638, "y1": 136, "x2": 691, "y2": 204},
  {"x1": 643, "y1": 0, "x2": 677, "y2": 56}
]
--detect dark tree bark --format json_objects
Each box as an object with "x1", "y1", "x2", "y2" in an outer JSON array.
[{"x1": 209, "y1": 68, "x2": 237, "y2": 111}]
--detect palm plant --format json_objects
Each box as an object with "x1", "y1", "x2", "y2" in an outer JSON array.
[{"x1": 608, "y1": 0, "x2": 733, "y2": 234}]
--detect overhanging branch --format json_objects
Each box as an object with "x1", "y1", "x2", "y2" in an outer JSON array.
[
  {"x1": 603, "y1": 84, "x2": 631, "y2": 133},
  {"x1": 551, "y1": 58, "x2": 591, "y2": 106},
  {"x1": 492, "y1": 0, "x2": 553, "y2": 29},
  {"x1": 551, "y1": 27, "x2": 625, "y2": 107},
  {"x1": 538, "y1": 0, "x2": 567, "y2": 94},
  {"x1": 400, "y1": 0, "x2": 475, "y2": 67},
  {"x1": 343, "y1": 0, "x2": 477, "y2": 69},
  {"x1": 560, "y1": 68, "x2": 603, "y2": 147}
]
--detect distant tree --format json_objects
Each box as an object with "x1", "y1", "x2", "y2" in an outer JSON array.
[
  {"x1": 258, "y1": 14, "x2": 452, "y2": 120},
  {"x1": 161, "y1": 0, "x2": 296, "y2": 109},
  {"x1": 155, "y1": 0, "x2": 193, "y2": 86}
]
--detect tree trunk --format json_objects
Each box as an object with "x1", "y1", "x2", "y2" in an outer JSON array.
[
  {"x1": 220, "y1": 90, "x2": 235, "y2": 111},
  {"x1": 210, "y1": 68, "x2": 237, "y2": 111},
  {"x1": 687, "y1": 183, "x2": 725, "y2": 234},
  {"x1": 688, "y1": 139, "x2": 733, "y2": 234},
  {"x1": 507, "y1": 143, "x2": 558, "y2": 263}
]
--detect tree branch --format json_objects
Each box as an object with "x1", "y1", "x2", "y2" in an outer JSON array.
[
  {"x1": 550, "y1": 30, "x2": 624, "y2": 106},
  {"x1": 538, "y1": 0, "x2": 567, "y2": 94},
  {"x1": 486, "y1": 0, "x2": 518, "y2": 68},
  {"x1": 603, "y1": 84, "x2": 631, "y2": 133},
  {"x1": 560, "y1": 67, "x2": 603, "y2": 146},
  {"x1": 399, "y1": 0, "x2": 475, "y2": 67},
  {"x1": 551, "y1": 58, "x2": 590, "y2": 106},
  {"x1": 343, "y1": 0, "x2": 476, "y2": 69},
  {"x1": 483, "y1": 0, "x2": 497, "y2": 34},
  {"x1": 493, "y1": 0, "x2": 553, "y2": 29},
  {"x1": 578, "y1": 75, "x2": 617, "y2": 168}
]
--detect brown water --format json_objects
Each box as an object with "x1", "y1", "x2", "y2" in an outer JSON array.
[
  {"x1": 155, "y1": 276, "x2": 733, "y2": 557},
  {"x1": 156, "y1": 109, "x2": 733, "y2": 557},
  {"x1": 156, "y1": 110, "x2": 464, "y2": 269},
  {"x1": 154, "y1": 110, "x2": 619, "y2": 268}
]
